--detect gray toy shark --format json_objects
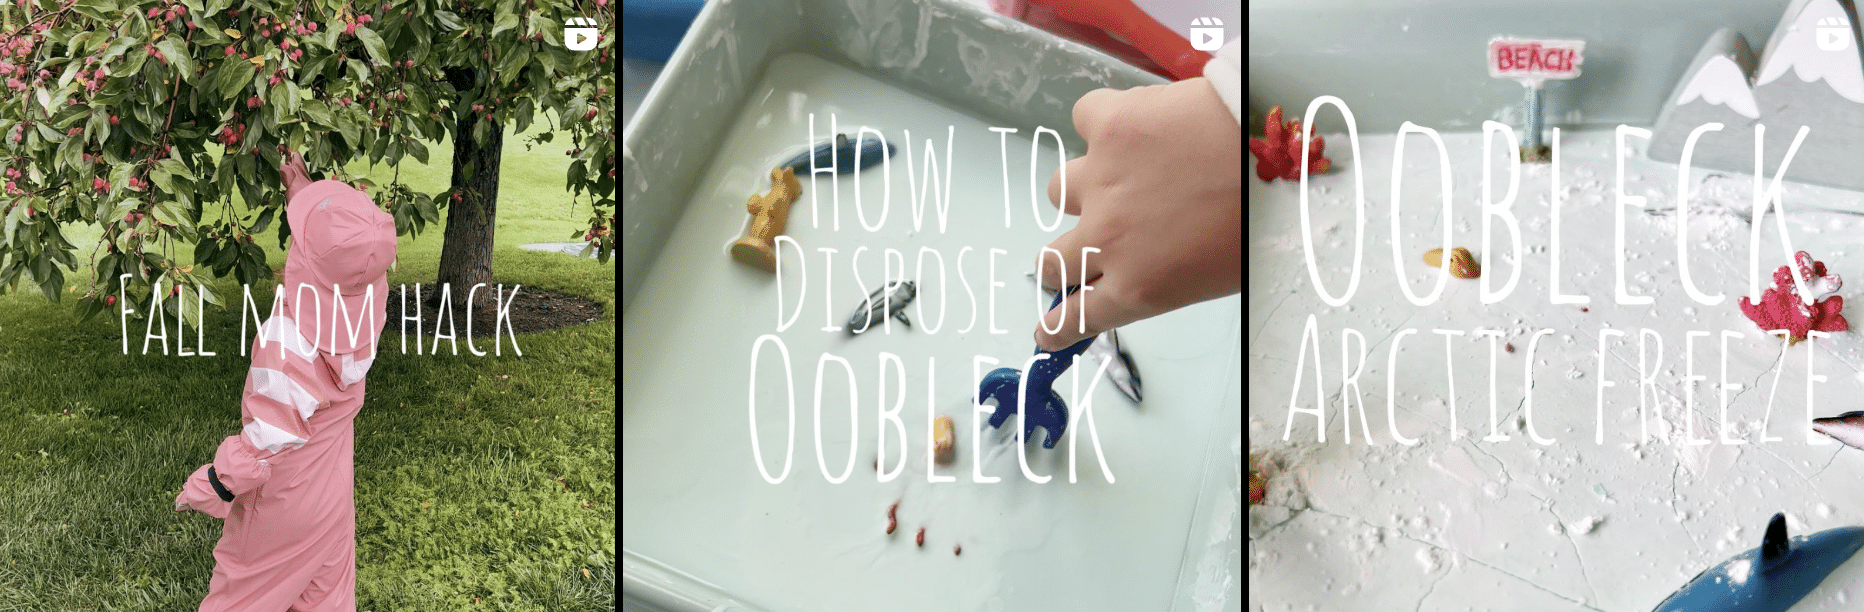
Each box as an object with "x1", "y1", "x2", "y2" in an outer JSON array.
[{"x1": 1811, "y1": 411, "x2": 1864, "y2": 450}]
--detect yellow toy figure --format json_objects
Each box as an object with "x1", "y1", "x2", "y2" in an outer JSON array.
[{"x1": 729, "y1": 166, "x2": 803, "y2": 273}]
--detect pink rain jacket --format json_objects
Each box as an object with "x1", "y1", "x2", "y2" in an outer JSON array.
[
  {"x1": 174, "y1": 177, "x2": 392, "y2": 611},
  {"x1": 175, "y1": 312, "x2": 377, "y2": 611}
]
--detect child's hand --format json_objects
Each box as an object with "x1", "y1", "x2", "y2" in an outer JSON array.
[
  {"x1": 280, "y1": 149, "x2": 312, "y2": 203},
  {"x1": 1034, "y1": 77, "x2": 1243, "y2": 351}
]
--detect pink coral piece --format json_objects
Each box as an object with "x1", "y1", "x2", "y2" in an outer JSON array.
[
  {"x1": 1739, "y1": 251, "x2": 1849, "y2": 344},
  {"x1": 1248, "y1": 105, "x2": 1332, "y2": 182}
]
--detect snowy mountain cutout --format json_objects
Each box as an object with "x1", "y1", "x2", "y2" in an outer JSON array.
[
  {"x1": 1676, "y1": 55, "x2": 1760, "y2": 118},
  {"x1": 1649, "y1": 0, "x2": 1864, "y2": 191},
  {"x1": 1756, "y1": 1, "x2": 1864, "y2": 103}
]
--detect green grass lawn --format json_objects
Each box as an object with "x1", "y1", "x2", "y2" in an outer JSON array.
[{"x1": 0, "y1": 120, "x2": 615, "y2": 611}]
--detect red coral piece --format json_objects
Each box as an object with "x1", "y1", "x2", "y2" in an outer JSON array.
[
  {"x1": 1249, "y1": 105, "x2": 1332, "y2": 182},
  {"x1": 1740, "y1": 251, "x2": 1849, "y2": 344}
]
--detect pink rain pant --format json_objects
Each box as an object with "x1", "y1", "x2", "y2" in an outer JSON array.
[{"x1": 176, "y1": 327, "x2": 370, "y2": 612}]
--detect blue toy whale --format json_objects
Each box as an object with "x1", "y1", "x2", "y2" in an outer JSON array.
[
  {"x1": 976, "y1": 286, "x2": 1094, "y2": 449},
  {"x1": 1653, "y1": 512, "x2": 1864, "y2": 612},
  {"x1": 779, "y1": 133, "x2": 896, "y2": 175}
]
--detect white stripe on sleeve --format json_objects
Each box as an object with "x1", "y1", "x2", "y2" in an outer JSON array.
[
  {"x1": 248, "y1": 367, "x2": 320, "y2": 420},
  {"x1": 260, "y1": 316, "x2": 321, "y2": 361},
  {"x1": 341, "y1": 351, "x2": 375, "y2": 386},
  {"x1": 243, "y1": 418, "x2": 308, "y2": 454}
]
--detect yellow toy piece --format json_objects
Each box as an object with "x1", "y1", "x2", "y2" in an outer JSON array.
[{"x1": 729, "y1": 166, "x2": 803, "y2": 273}]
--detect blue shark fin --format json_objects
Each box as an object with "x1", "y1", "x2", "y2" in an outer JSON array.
[{"x1": 1761, "y1": 512, "x2": 1791, "y2": 571}]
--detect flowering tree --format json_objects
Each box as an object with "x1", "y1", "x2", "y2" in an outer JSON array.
[{"x1": 0, "y1": 0, "x2": 614, "y2": 328}]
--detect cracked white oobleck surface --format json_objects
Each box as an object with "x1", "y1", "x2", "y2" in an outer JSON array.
[
  {"x1": 1249, "y1": 130, "x2": 1864, "y2": 611},
  {"x1": 622, "y1": 53, "x2": 1242, "y2": 611}
]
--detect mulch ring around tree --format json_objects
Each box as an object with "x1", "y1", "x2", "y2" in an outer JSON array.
[{"x1": 385, "y1": 282, "x2": 604, "y2": 336}]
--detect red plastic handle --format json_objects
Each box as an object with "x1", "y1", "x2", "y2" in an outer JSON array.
[{"x1": 1027, "y1": 0, "x2": 1212, "y2": 80}]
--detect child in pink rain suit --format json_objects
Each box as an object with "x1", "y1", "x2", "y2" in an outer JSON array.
[{"x1": 174, "y1": 150, "x2": 397, "y2": 612}]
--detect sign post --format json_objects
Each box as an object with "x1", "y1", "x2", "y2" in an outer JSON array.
[{"x1": 1488, "y1": 37, "x2": 1585, "y2": 162}]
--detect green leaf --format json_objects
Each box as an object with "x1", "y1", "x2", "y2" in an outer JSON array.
[
  {"x1": 414, "y1": 193, "x2": 436, "y2": 223},
  {"x1": 271, "y1": 81, "x2": 293, "y2": 125},
  {"x1": 302, "y1": 99, "x2": 332, "y2": 128},
  {"x1": 497, "y1": 45, "x2": 530, "y2": 85},
  {"x1": 34, "y1": 87, "x2": 51, "y2": 114},
  {"x1": 121, "y1": 45, "x2": 150, "y2": 79},
  {"x1": 58, "y1": 137, "x2": 80, "y2": 171},
  {"x1": 406, "y1": 138, "x2": 428, "y2": 164},
  {"x1": 150, "y1": 201, "x2": 180, "y2": 226},
  {"x1": 72, "y1": 0, "x2": 117, "y2": 20},
  {"x1": 39, "y1": 267, "x2": 63, "y2": 302},
  {"x1": 3, "y1": 204, "x2": 21, "y2": 245},
  {"x1": 150, "y1": 165, "x2": 176, "y2": 193},
  {"x1": 567, "y1": 161, "x2": 586, "y2": 191},
  {"x1": 355, "y1": 26, "x2": 389, "y2": 66},
  {"x1": 84, "y1": 112, "x2": 103, "y2": 146},
  {"x1": 111, "y1": 199, "x2": 141, "y2": 222},
  {"x1": 530, "y1": 15, "x2": 558, "y2": 40},
  {"x1": 193, "y1": 235, "x2": 217, "y2": 265},
  {"x1": 257, "y1": 142, "x2": 281, "y2": 174},
  {"x1": 215, "y1": 58, "x2": 254, "y2": 99},
  {"x1": 236, "y1": 153, "x2": 254, "y2": 185},
  {"x1": 515, "y1": 98, "x2": 534, "y2": 133},
  {"x1": 405, "y1": 86, "x2": 429, "y2": 116},
  {"x1": 299, "y1": 53, "x2": 335, "y2": 83},
  {"x1": 109, "y1": 164, "x2": 132, "y2": 195},
  {"x1": 159, "y1": 157, "x2": 194, "y2": 181},
  {"x1": 156, "y1": 36, "x2": 194, "y2": 82},
  {"x1": 211, "y1": 239, "x2": 238, "y2": 270},
  {"x1": 335, "y1": 112, "x2": 361, "y2": 150},
  {"x1": 345, "y1": 59, "x2": 370, "y2": 82},
  {"x1": 181, "y1": 296, "x2": 200, "y2": 332},
  {"x1": 248, "y1": 119, "x2": 268, "y2": 155},
  {"x1": 57, "y1": 61, "x2": 80, "y2": 90},
  {"x1": 537, "y1": 45, "x2": 557, "y2": 76},
  {"x1": 100, "y1": 36, "x2": 135, "y2": 64},
  {"x1": 67, "y1": 37, "x2": 93, "y2": 65},
  {"x1": 492, "y1": 9, "x2": 519, "y2": 36},
  {"x1": 96, "y1": 254, "x2": 118, "y2": 288},
  {"x1": 46, "y1": 224, "x2": 76, "y2": 254},
  {"x1": 252, "y1": 206, "x2": 275, "y2": 234},
  {"x1": 86, "y1": 31, "x2": 110, "y2": 56},
  {"x1": 368, "y1": 130, "x2": 389, "y2": 165},
  {"x1": 433, "y1": 10, "x2": 463, "y2": 31}
]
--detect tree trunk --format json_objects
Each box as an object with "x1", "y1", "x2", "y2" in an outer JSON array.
[{"x1": 435, "y1": 100, "x2": 501, "y2": 309}]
